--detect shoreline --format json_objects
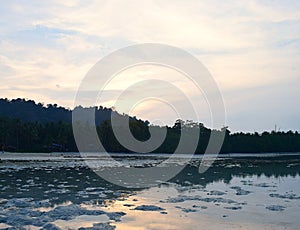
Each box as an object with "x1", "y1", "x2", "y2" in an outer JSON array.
[{"x1": 1, "y1": 152, "x2": 300, "y2": 162}]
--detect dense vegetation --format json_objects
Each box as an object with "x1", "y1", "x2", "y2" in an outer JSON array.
[
  {"x1": 0, "y1": 98, "x2": 116, "y2": 125},
  {"x1": 1, "y1": 98, "x2": 300, "y2": 153}
]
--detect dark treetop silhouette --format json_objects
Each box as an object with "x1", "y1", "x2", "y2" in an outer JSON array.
[{"x1": 0, "y1": 98, "x2": 300, "y2": 153}]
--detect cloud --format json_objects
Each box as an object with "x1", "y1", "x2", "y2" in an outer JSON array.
[{"x1": 0, "y1": 0, "x2": 299, "y2": 131}]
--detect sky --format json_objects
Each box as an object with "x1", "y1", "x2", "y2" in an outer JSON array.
[{"x1": 0, "y1": 0, "x2": 299, "y2": 132}]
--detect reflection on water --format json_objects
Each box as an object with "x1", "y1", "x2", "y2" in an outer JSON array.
[
  {"x1": 104, "y1": 158, "x2": 300, "y2": 230},
  {"x1": 0, "y1": 156, "x2": 299, "y2": 229}
]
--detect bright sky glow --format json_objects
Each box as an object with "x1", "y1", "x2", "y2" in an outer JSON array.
[{"x1": 0, "y1": 0, "x2": 299, "y2": 131}]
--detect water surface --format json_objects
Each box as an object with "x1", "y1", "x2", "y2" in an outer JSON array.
[{"x1": 0, "y1": 153, "x2": 299, "y2": 229}]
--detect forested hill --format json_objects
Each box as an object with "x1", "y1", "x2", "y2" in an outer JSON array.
[
  {"x1": 1, "y1": 98, "x2": 300, "y2": 154},
  {"x1": 0, "y1": 98, "x2": 117, "y2": 125}
]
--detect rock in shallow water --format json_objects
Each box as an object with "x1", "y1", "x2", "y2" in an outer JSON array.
[
  {"x1": 43, "y1": 223, "x2": 61, "y2": 230},
  {"x1": 0, "y1": 202, "x2": 126, "y2": 228},
  {"x1": 207, "y1": 190, "x2": 226, "y2": 196},
  {"x1": 269, "y1": 193, "x2": 300, "y2": 200},
  {"x1": 134, "y1": 205, "x2": 165, "y2": 211},
  {"x1": 224, "y1": 206, "x2": 242, "y2": 210},
  {"x1": 230, "y1": 186, "x2": 252, "y2": 196},
  {"x1": 79, "y1": 222, "x2": 116, "y2": 230},
  {"x1": 266, "y1": 205, "x2": 286, "y2": 211}
]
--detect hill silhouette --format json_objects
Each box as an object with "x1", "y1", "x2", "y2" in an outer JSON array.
[
  {"x1": 0, "y1": 98, "x2": 118, "y2": 125},
  {"x1": 0, "y1": 98, "x2": 300, "y2": 153}
]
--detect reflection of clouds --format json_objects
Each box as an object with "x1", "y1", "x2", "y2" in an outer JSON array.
[{"x1": 102, "y1": 157, "x2": 300, "y2": 230}]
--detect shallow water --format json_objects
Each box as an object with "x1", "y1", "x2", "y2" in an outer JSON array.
[{"x1": 0, "y1": 153, "x2": 299, "y2": 229}]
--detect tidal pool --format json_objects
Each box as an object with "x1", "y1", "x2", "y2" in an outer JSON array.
[{"x1": 0, "y1": 153, "x2": 299, "y2": 229}]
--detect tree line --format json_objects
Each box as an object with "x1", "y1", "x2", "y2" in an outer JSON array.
[{"x1": 1, "y1": 98, "x2": 300, "y2": 153}]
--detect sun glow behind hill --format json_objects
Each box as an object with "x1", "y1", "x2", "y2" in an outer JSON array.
[{"x1": 0, "y1": 0, "x2": 299, "y2": 132}]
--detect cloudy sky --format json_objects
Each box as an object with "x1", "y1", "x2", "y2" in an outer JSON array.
[{"x1": 0, "y1": 0, "x2": 299, "y2": 132}]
